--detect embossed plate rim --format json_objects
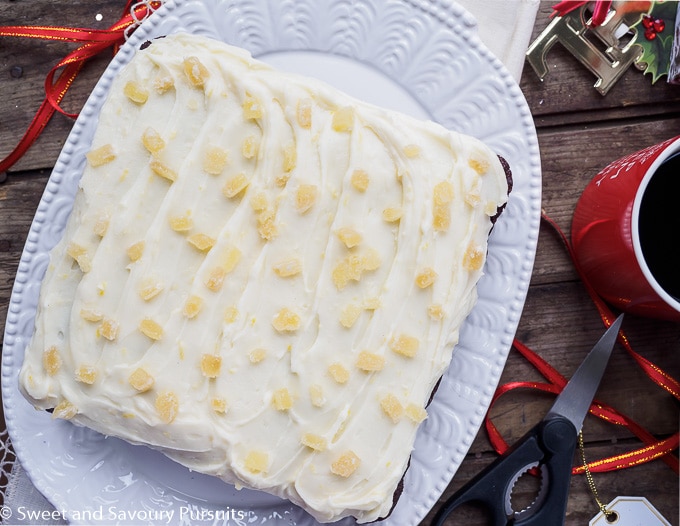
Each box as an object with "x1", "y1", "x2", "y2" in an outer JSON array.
[{"x1": 3, "y1": 0, "x2": 542, "y2": 524}]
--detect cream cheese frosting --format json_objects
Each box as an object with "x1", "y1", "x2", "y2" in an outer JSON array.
[{"x1": 19, "y1": 33, "x2": 510, "y2": 523}]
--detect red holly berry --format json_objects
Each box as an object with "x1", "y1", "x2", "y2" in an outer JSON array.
[
  {"x1": 641, "y1": 14, "x2": 665, "y2": 41},
  {"x1": 653, "y1": 19, "x2": 665, "y2": 33}
]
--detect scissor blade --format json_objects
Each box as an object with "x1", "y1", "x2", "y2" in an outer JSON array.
[{"x1": 545, "y1": 314, "x2": 623, "y2": 433}]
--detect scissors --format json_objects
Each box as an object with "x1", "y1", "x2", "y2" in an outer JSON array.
[{"x1": 431, "y1": 314, "x2": 624, "y2": 526}]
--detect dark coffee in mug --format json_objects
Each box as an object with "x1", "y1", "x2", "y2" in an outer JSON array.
[{"x1": 638, "y1": 152, "x2": 680, "y2": 301}]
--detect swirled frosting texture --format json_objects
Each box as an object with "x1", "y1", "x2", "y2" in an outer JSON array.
[{"x1": 19, "y1": 33, "x2": 509, "y2": 523}]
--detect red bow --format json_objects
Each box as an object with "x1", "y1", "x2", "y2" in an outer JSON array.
[
  {"x1": 0, "y1": 1, "x2": 162, "y2": 176},
  {"x1": 552, "y1": 1, "x2": 613, "y2": 26}
]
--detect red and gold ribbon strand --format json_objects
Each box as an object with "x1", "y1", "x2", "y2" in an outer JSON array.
[
  {"x1": 485, "y1": 212, "x2": 679, "y2": 476},
  {"x1": 552, "y1": 0, "x2": 613, "y2": 26},
  {"x1": 0, "y1": 1, "x2": 161, "y2": 176}
]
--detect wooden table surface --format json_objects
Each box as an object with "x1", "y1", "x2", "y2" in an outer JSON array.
[{"x1": 0, "y1": 3, "x2": 678, "y2": 525}]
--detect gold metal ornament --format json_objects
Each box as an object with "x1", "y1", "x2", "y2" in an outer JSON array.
[{"x1": 526, "y1": 2, "x2": 646, "y2": 95}]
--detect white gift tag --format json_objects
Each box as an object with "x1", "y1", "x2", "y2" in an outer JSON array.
[{"x1": 589, "y1": 496, "x2": 671, "y2": 526}]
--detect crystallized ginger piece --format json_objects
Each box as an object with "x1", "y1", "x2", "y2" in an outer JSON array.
[
  {"x1": 142, "y1": 127, "x2": 165, "y2": 153},
  {"x1": 127, "y1": 241, "x2": 145, "y2": 262},
  {"x1": 339, "y1": 303, "x2": 361, "y2": 328},
  {"x1": 350, "y1": 169, "x2": 369, "y2": 192},
  {"x1": 363, "y1": 297, "x2": 381, "y2": 310},
  {"x1": 129, "y1": 367, "x2": 154, "y2": 392},
  {"x1": 99, "y1": 318, "x2": 119, "y2": 341},
  {"x1": 309, "y1": 384, "x2": 326, "y2": 407},
  {"x1": 389, "y1": 334, "x2": 419, "y2": 358},
  {"x1": 332, "y1": 107, "x2": 353, "y2": 132},
  {"x1": 361, "y1": 248, "x2": 381, "y2": 271},
  {"x1": 241, "y1": 135, "x2": 258, "y2": 159},
  {"x1": 187, "y1": 233, "x2": 215, "y2": 252},
  {"x1": 200, "y1": 354, "x2": 222, "y2": 378},
  {"x1": 75, "y1": 365, "x2": 97, "y2": 385},
  {"x1": 434, "y1": 181, "x2": 455, "y2": 205},
  {"x1": 248, "y1": 348, "x2": 267, "y2": 363},
  {"x1": 380, "y1": 394, "x2": 404, "y2": 423},
  {"x1": 183, "y1": 295, "x2": 203, "y2": 319},
  {"x1": 283, "y1": 143, "x2": 297, "y2": 173},
  {"x1": 428, "y1": 303, "x2": 444, "y2": 320},
  {"x1": 204, "y1": 248, "x2": 241, "y2": 291},
  {"x1": 403, "y1": 144, "x2": 421, "y2": 158},
  {"x1": 273, "y1": 258, "x2": 302, "y2": 278},
  {"x1": 469, "y1": 156, "x2": 490, "y2": 175},
  {"x1": 295, "y1": 184, "x2": 318, "y2": 214},
  {"x1": 464, "y1": 244, "x2": 485, "y2": 271},
  {"x1": 224, "y1": 306, "x2": 239, "y2": 323},
  {"x1": 211, "y1": 397, "x2": 228, "y2": 413},
  {"x1": 356, "y1": 351, "x2": 385, "y2": 372},
  {"x1": 328, "y1": 363, "x2": 350, "y2": 384},
  {"x1": 301, "y1": 433, "x2": 327, "y2": 451},
  {"x1": 205, "y1": 267, "x2": 226, "y2": 292},
  {"x1": 433, "y1": 181, "x2": 454, "y2": 231},
  {"x1": 242, "y1": 93, "x2": 263, "y2": 119},
  {"x1": 337, "y1": 227, "x2": 362, "y2": 248},
  {"x1": 433, "y1": 205, "x2": 451, "y2": 231},
  {"x1": 297, "y1": 98, "x2": 312, "y2": 129},
  {"x1": 52, "y1": 400, "x2": 77, "y2": 420},
  {"x1": 139, "y1": 318, "x2": 163, "y2": 340},
  {"x1": 123, "y1": 80, "x2": 149, "y2": 104},
  {"x1": 221, "y1": 247, "x2": 242, "y2": 273},
  {"x1": 154, "y1": 75, "x2": 174, "y2": 93},
  {"x1": 138, "y1": 278, "x2": 164, "y2": 301},
  {"x1": 257, "y1": 208, "x2": 278, "y2": 240},
  {"x1": 415, "y1": 268, "x2": 437, "y2": 289},
  {"x1": 272, "y1": 307, "x2": 301, "y2": 332},
  {"x1": 183, "y1": 56, "x2": 209, "y2": 88},
  {"x1": 150, "y1": 159, "x2": 177, "y2": 182},
  {"x1": 272, "y1": 388, "x2": 293, "y2": 411},
  {"x1": 245, "y1": 450, "x2": 268, "y2": 473},
  {"x1": 66, "y1": 243, "x2": 91, "y2": 273},
  {"x1": 86, "y1": 144, "x2": 116, "y2": 167},
  {"x1": 406, "y1": 403, "x2": 428, "y2": 423},
  {"x1": 250, "y1": 191, "x2": 268, "y2": 212},
  {"x1": 43, "y1": 346, "x2": 62, "y2": 376},
  {"x1": 155, "y1": 391, "x2": 179, "y2": 423},
  {"x1": 332, "y1": 256, "x2": 361, "y2": 290},
  {"x1": 382, "y1": 207, "x2": 403, "y2": 223},
  {"x1": 169, "y1": 213, "x2": 193, "y2": 233},
  {"x1": 223, "y1": 173, "x2": 249, "y2": 198},
  {"x1": 331, "y1": 451, "x2": 360, "y2": 477},
  {"x1": 465, "y1": 188, "x2": 481, "y2": 208},
  {"x1": 80, "y1": 308, "x2": 103, "y2": 322},
  {"x1": 203, "y1": 145, "x2": 229, "y2": 175},
  {"x1": 93, "y1": 217, "x2": 109, "y2": 237}
]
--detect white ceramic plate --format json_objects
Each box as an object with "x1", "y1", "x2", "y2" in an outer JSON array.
[{"x1": 2, "y1": 0, "x2": 541, "y2": 524}]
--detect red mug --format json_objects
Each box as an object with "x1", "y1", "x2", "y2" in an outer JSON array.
[{"x1": 572, "y1": 135, "x2": 680, "y2": 322}]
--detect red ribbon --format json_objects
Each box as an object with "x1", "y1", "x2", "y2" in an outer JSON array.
[
  {"x1": 552, "y1": 1, "x2": 613, "y2": 26},
  {"x1": 0, "y1": 1, "x2": 162, "y2": 176},
  {"x1": 486, "y1": 213, "x2": 679, "y2": 475}
]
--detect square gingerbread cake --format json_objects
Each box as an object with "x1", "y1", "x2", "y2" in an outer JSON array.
[{"x1": 19, "y1": 33, "x2": 511, "y2": 523}]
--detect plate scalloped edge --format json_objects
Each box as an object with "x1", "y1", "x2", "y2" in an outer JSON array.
[{"x1": 2, "y1": 0, "x2": 542, "y2": 524}]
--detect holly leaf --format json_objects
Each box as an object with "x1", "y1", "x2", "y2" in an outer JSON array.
[{"x1": 631, "y1": 1, "x2": 678, "y2": 83}]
